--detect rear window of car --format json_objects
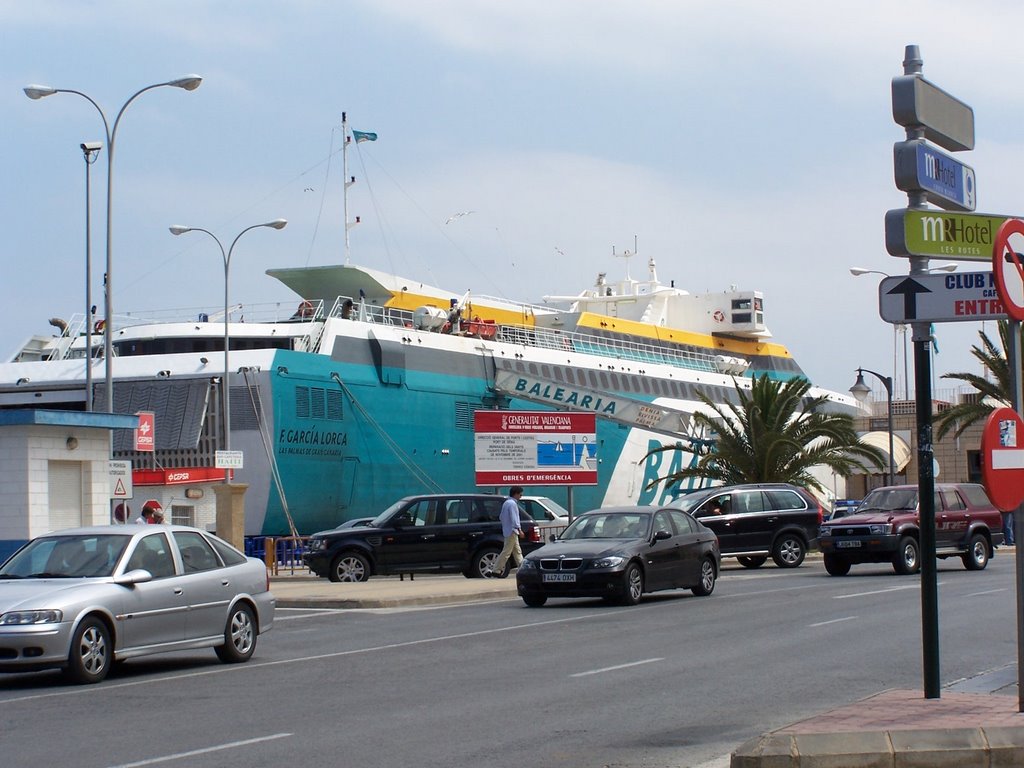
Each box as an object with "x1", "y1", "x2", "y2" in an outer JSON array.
[
  {"x1": 940, "y1": 489, "x2": 966, "y2": 511},
  {"x1": 764, "y1": 489, "x2": 807, "y2": 511},
  {"x1": 208, "y1": 535, "x2": 247, "y2": 566},
  {"x1": 959, "y1": 484, "x2": 995, "y2": 508}
]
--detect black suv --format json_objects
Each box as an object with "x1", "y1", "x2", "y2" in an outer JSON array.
[
  {"x1": 668, "y1": 483, "x2": 824, "y2": 568},
  {"x1": 302, "y1": 494, "x2": 542, "y2": 582}
]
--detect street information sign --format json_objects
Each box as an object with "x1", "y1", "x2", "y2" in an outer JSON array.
[
  {"x1": 885, "y1": 209, "x2": 1011, "y2": 261},
  {"x1": 109, "y1": 460, "x2": 133, "y2": 499},
  {"x1": 980, "y1": 407, "x2": 1024, "y2": 511},
  {"x1": 878, "y1": 271, "x2": 1005, "y2": 324},
  {"x1": 893, "y1": 139, "x2": 975, "y2": 211},
  {"x1": 474, "y1": 411, "x2": 597, "y2": 486},
  {"x1": 991, "y1": 218, "x2": 1024, "y2": 322},
  {"x1": 891, "y1": 73, "x2": 975, "y2": 152},
  {"x1": 215, "y1": 450, "x2": 244, "y2": 469}
]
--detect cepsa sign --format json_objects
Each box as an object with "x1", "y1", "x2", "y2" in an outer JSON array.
[
  {"x1": 473, "y1": 411, "x2": 597, "y2": 486},
  {"x1": 134, "y1": 411, "x2": 155, "y2": 453}
]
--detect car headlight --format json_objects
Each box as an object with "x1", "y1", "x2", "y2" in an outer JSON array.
[
  {"x1": 307, "y1": 538, "x2": 324, "y2": 552},
  {"x1": 518, "y1": 559, "x2": 537, "y2": 570},
  {"x1": 819, "y1": 527, "x2": 831, "y2": 537},
  {"x1": 0, "y1": 610, "x2": 63, "y2": 625},
  {"x1": 869, "y1": 524, "x2": 893, "y2": 535},
  {"x1": 590, "y1": 556, "x2": 625, "y2": 569}
]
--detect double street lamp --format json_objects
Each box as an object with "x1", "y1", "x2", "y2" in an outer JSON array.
[
  {"x1": 169, "y1": 220, "x2": 288, "y2": 481},
  {"x1": 850, "y1": 367, "x2": 895, "y2": 486},
  {"x1": 25, "y1": 76, "x2": 203, "y2": 413}
]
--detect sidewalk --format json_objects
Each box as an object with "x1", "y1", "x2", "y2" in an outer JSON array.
[{"x1": 270, "y1": 569, "x2": 1024, "y2": 767}]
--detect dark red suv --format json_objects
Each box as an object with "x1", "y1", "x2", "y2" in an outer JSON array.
[{"x1": 818, "y1": 483, "x2": 1004, "y2": 576}]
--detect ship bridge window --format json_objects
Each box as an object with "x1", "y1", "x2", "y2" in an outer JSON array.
[
  {"x1": 640, "y1": 377, "x2": 651, "y2": 394},
  {"x1": 528, "y1": 363, "x2": 540, "y2": 376},
  {"x1": 731, "y1": 299, "x2": 752, "y2": 310},
  {"x1": 732, "y1": 313, "x2": 752, "y2": 324},
  {"x1": 553, "y1": 367, "x2": 565, "y2": 383}
]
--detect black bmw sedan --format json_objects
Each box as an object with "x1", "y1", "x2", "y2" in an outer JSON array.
[{"x1": 515, "y1": 506, "x2": 720, "y2": 607}]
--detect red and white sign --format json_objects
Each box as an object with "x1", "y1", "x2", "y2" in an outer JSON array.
[
  {"x1": 980, "y1": 407, "x2": 1024, "y2": 511},
  {"x1": 473, "y1": 411, "x2": 597, "y2": 486},
  {"x1": 133, "y1": 466, "x2": 226, "y2": 486},
  {"x1": 992, "y1": 218, "x2": 1024, "y2": 322},
  {"x1": 134, "y1": 411, "x2": 155, "y2": 452}
]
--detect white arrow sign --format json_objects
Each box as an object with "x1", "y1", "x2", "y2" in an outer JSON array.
[{"x1": 878, "y1": 271, "x2": 1006, "y2": 324}]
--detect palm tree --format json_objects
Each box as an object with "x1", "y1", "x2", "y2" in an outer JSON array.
[
  {"x1": 646, "y1": 375, "x2": 885, "y2": 495},
  {"x1": 933, "y1": 321, "x2": 1016, "y2": 440}
]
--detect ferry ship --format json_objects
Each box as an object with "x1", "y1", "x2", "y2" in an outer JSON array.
[
  {"x1": 0, "y1": 119, "x2": 860, "y2": 536},
  {"x1": 0, "y1": 254, "x2": 859, "y2": 536}
]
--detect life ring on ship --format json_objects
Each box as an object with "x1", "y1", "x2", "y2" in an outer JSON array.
[
  {"x1": 296, "y1": 300, "x2": 314, "y2": 319},
  {"x1": 712, "y1": 310, "x2": 725, "y2": 323},
  {"x1": 93, "y1": 320, "x2": 106, "y2": 333}
]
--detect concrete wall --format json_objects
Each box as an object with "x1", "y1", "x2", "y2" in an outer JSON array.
[{"x1": 0, "y1": 424, "x2": 113, "y2": 558}]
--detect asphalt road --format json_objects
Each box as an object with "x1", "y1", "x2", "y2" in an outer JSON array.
[{"x1": 1, "y1": 555, "x2": 1019, "y2": 768}]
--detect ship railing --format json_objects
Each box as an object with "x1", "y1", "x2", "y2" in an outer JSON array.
[
  {"x1": 46, "y1": 313, "x2": 90, "y2": 361},
  {"x1": 497, "y1": 323, "x2": 719, "y2": 372}
]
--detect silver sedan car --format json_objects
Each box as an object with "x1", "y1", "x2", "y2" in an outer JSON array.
[{"x1": 0, "y1": 524, "x2": 275, "y2": 684}]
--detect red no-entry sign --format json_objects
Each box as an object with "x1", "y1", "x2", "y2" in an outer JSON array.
[
  {"x1": 980, "y1": 407, "x2": 1024, "y2": 511},
  {"x1": 992, "y1": 218, "x2": 1024, "y2": 321}
]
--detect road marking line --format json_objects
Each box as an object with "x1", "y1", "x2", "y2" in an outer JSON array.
[
  {"x1": 834, "y1": 581, "x2": 945, "y2": 599},
  {"x1": 104, "y1": 733, "x2": 292, "y2": 768},
  {"x1": 0, "y1": 611, "x2": 611, "y2": 705},
  {"x1": 809, "y1": 616, "x2": 858, "y2": 628},
  {"x1": 965, "y1": 588, "x2": 1007, "y2": 597},
  {"x1": 570, "y1": 658, "x2": 664, "y2": 677}
]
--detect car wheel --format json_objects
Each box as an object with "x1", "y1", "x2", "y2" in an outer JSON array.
[
  {"x1": 65, "y1": 616, "x2": 111, "y2": 685},
  {"x1": 691, "y1": 557, "x2": 717, "y2": 596},
  {"x1": 619, "y1": 563, "x2": 644, "y2": 605},
  {"x1": 737, "y1": 556, "x2": 767, "y2": 569},
  {"x1": 522, "y1": 593, "x2": 547, "y2": 607},
  {"x1": 771, "y1": 534, "x2": 806, "y2": 568},
  {"x1": 215, "y1": 603, "x2": 257, "y2": 663},
  {"x1": 470, "y1": 548, "x2": 501, "y2": 579},
  {"x1": 892, "y1": 536, "x2": 921, "y2": 575},
  {"x1": 328, "y1": 552, "x2": 370, "y2": 582},
  {"x1": 962, "y1": 534, "x2": 990, "y2": 571},
  {"x1": 823, "y1": 553, "x2": 851, "y2": 576}
]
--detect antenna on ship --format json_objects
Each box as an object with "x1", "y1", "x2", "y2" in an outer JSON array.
[{"x1": 341, "y1": 112, "x2": 362, "y2": 266}]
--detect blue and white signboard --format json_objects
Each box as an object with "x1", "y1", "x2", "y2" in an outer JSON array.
[
  {"x1": 894, "y1": 139, "x2": 976, "y2": 212},
  {"x1": 878, "y1": 271, "x2": 1005, "y2": 324}
]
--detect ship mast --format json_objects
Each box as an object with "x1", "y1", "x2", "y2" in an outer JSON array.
[{"x1": 341, "y1": 112, "x2": 360, "y2": 265}]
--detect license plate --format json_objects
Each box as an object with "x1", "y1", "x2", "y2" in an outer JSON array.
[
  {"x1": 836, "y1": 540, "x2": 862, "y2": 549},
  {"x1": 543, "y1": 573, "x2": 576, "y2": 583}
]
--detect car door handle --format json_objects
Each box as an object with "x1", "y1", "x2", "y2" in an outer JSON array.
[
  {"x1": 173, "y1": 588, "x2": 183, "y2": 595},
  {"x1": 421, "y1": 534, "x2": 436, "y2": 540},
  {"x1": 222, "y1": 579, "x2": 230, "y2": 586}
]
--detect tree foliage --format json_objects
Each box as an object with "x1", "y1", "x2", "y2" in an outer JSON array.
[
  {"x1": 933, "y1": 321, "x2": 1017, "y2": 440},
  {"x1": 646, "y1": 375, "x2": 885, "y2": 494}
]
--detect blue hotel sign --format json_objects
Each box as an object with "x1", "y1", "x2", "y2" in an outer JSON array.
[{"x1": 894, "y1": 139, "x2": 976, "y2": 212}]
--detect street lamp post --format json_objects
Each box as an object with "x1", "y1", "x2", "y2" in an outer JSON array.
[
  {"x1": 851, "y1": 368, "x2": 895, "y2": 486},
  {"x1": 169, "y1": 220, "x2": 287, "y2": 481},
  {"x1": 25, "y1": 76, "x2": 203, "y2": 414},
  {"x1": 80, "y1": 141, "x2": 102, "y2": 411}
]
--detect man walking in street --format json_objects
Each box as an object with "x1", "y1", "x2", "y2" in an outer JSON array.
[{"x1": 492, "y1": 486, "x2": 525, "y2": 578}]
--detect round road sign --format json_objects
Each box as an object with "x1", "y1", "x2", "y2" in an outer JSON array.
[
  {"x1": 992, "y1": 218, "x2": 1024, "y2": 321},
  {"x1": 980, "y1": 407, "x2": 1024, "y2": 511}
]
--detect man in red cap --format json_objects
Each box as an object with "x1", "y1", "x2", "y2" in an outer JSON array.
[{"x1": 135, "y1": 500, "x2": 162, "y2": 524}]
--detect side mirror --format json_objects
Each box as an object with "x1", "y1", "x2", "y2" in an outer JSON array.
[
  {"x1": 654, "y1": 529, "x2": 672, "y2": 541},
  {"x1": 391, "y1": 514, "x2": 411, "y2": 528},
  {"x1": 114, "y1": 568, "x2": 153, "y2": 586}
]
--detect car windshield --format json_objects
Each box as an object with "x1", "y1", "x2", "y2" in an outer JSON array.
[
  {"x1": 370, "y1": 499, "x2": 410, "y2": 527},
  {"x1": 560, "y1": 512, "x2": 651, "y2": 540},
  {"x1": 858, "y1": 488, "x2": 918, "y2": 513},
  {"x1": 0, "y1": 534, "x2": 132, "y2": 579},
  {"x1": 533, "y1": 498, "x2": 570, "y2": 518},
  {"x1": 668, "y1": 492, "x2": 713, "y2": 514}
]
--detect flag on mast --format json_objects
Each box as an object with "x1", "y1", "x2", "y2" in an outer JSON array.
[{"x1": 352, "y1": 129, "x2": 377, "y2": 143}]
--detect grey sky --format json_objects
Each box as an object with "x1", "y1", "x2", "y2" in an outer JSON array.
[{"x1": 5, "y1": 1, "x2": 1022, "y2": 399}]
